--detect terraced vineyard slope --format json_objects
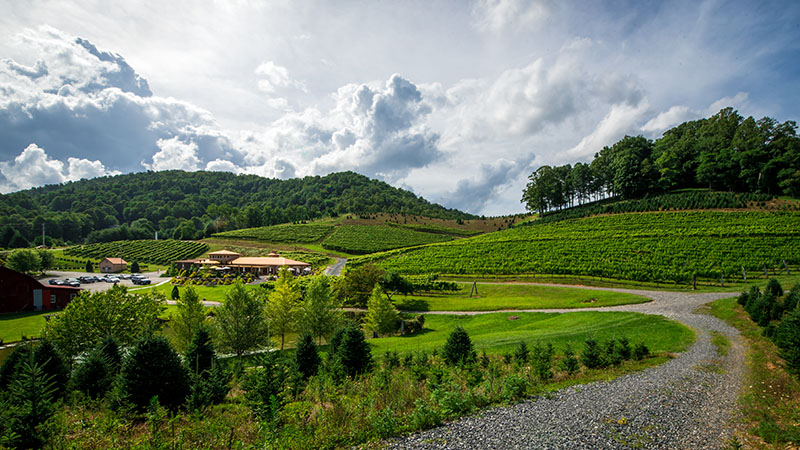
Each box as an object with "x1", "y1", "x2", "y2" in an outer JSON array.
[
  {"x1": 65, "y1": 240, "x2": 208, "y2": 265},
  {"x1": 352, "y1": 211, "x2": 800, "y2": 284}
]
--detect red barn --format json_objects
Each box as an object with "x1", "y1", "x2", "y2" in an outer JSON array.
[{"x1": 0, "y1": 266, "x2": 81, "y2": 314}]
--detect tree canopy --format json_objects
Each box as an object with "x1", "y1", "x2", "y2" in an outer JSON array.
[{"x1": 522, "y1": 108, "x2": 800, "y2": 213}]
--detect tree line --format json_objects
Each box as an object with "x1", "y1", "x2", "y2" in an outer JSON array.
[
  {"x1": 0, "y1": 170, "x2": 476, "y2": 248},
  {"x1": 522, "y1": 107, "x2": 800, "y2": 213}
]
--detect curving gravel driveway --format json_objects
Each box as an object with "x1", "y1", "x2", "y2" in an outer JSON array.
[{"x1": 386, "y1": 287, "x2": 745, "y2": 449}]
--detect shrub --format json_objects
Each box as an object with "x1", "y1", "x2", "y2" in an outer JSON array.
[
  {"x1": 171, "y1": 285, "x2": 180, "y2": 300},
  {"x1": 442, "y1": 326, "x2": 476, "y2": 366},
  {"x1": 633, "y1": 342, "x2": 650, "y2": 360},
  {"x1": 531, "y1": 342, "x2": 554, "y2": 380},
  {"x1": 774, "y1": 310, "x2": 800, "y2": 377},
  {"x1": 295, "y1": 333, "x2": 321, "y2": 379},
  {"x1": 560, "y1": 344, "x2": 580, "y2": 375},
  {"x1": 33, "y1": 340, "x2": 69, "y2": 400},
  {"x1": 242, "y1": 352, "x2": 286, "y2": 421},
  {"x1": 501, "y1": 374, "x2": 529, "y2": 402},
  {"x1": 184, "y1": 327, "x2": 215, "y2": 376},
  {"x1": 0, "y1": 343, "x2": 33, "y2": 390},
  {"x1": 581, "y1": 338, "x2": 604, "y2": 369},
  {"x1": 131, "y1": 261, "x2": 140, "y2": 273},
  {"x1": 604, "y1": 338, "x2": 623, "y2": 366},
  {"x1": 70, "y1": 345, "x2": 115, "y2": 399},
  {"x1": 766, "y1": 278, "x2": 784, "y2": 298},
  {"x1": 118, "y1": 334, "x2": 189, "y2": 411},
  {"x1": 513, "y1": 341, "x2": 529, "y2": 365},
  {"x1": 2, "y1": 357, "x2": 57, "y2": 449},
  {"x1": 382, "y1": 350, "x2": 400, "y2": 370},
  {"x1": 98, "y1": 335, "x2": 122, "y2": 374},
  {"x1": 329, "y1": 325, "x2": 373, "y2": 378}
]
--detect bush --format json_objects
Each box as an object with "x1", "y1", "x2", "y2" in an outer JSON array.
[
  {"x1": 0, "y1": 343, "x2": 33, "y2": 390},
  {"x1": 774, "y1": 310, "x2": 800, "y2": 377},
  {"x1": 501, "y1": 374, "x2": 529, "y2": 402},
  {"x1": 560, "y1": 344, "x2": 580, "y2": 375},
  {"x1": 118, "y1": 334, "x2": 189, "y2": 411},
  {"x1": 2, "y1": 357, "x2": 57, "y2": 449},
  {"x1": 33, "y1": 340, "x2": 69, "y2": 400},
  {"x1": 531, "y1": 342, "x2": 554, "y2": 380},
  {"x1": 604, "y1": 338, "x2": 623, "y2": 367},
  {"x1": 329, "y1": 325, "x2": 373, "y2": 378},
  {"x1": 295, "y1": 333, "x2": 321, "y2": 379},
  {"x1": 184, "y1": 327, "x2": 215, "y2": 375},
  {"x1": 442, "y1": 326, "x2": 476, "y2": 366},
  {"x1": 70, "y1": 345, "x2": 115, "y2": 399},
  {"x1": 243, "y1": 352, "x2": 286, "y2": 421},
  {"x1": 633, "y1": 342, "x2": 650, "y2": 360},
  {"x1": 766, "y1": 278, "x2": 784, "y2": 298},
  {"x1": 581, "y1": 338, "x2": 604, "y2": 369},
  {"x1": 131, "y1": 261, "x2": 140, "y2": 273},
  {"x1": 513, "y1": 341, "x2": 529, "y2": 365}
]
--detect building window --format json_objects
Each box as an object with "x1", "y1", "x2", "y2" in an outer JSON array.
[{"x1": 50, "y1": 294, "x2": 56, "y2": 305}]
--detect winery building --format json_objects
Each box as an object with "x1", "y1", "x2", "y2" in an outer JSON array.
[
  {"x1": 0, "y1": 266, "x2": 81, "y2": 313},
  {"x1": 174, "y1": 250, "x2": 311, "y2": 275}
]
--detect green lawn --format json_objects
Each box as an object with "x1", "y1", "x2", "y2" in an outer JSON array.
[
  {"x1": 0, "y1": 311, "x2": 50, "y2": 343},
  {"x1": 144, "y1": 283, "x2": 263, "y2": 303},
  {"x1": 393, "y1": 283, "x2": 650, "y2": 311},
  {"x1": 368, "y1": 311, "x2": 694, "y2": 356}
]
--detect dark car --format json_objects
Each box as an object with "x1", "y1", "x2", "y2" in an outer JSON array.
[
  {"x1": 49, "y1": 279, "x2": 64, "y2": 285},
  {"x1": 132, "y1": 277, "x2": 151, "y2": 285}
]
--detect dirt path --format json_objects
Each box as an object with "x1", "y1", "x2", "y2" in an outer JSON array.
[
  {"x1": 387, "y1": 287, "x2": 747, "y2": 449},
  {"x1": 324, "y1": 258, "x2": 347, "y2": 276}
]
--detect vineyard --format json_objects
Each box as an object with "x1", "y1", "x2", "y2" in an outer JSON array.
[
  {"x1": 387, "y1": 223, "x2": 482, "y2": 236},
  {"x1": 320, "y1": 225, "x2": 453, "y2": 254},
  {"x1": 65, "y1": 240, "x2": 208, "y2": 265},
  {"x1": 213, "y1": 224, "x2": 334, "y2": 243},
  {"x1": 351, "y1": 211, "x2": 800, "y2": 284}
]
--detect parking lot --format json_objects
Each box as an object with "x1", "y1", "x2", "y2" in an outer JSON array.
[{"x1": 44, "y1": 270, "x2": 167, "y2": 292}]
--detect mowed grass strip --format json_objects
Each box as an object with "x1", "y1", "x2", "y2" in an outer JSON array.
[
  {"x1": 393, "y1": 283, "x2": 649, "y2": 311},
  {"x1": 0, "y1": 311, "x2": 50, "y2": 343},
  {"x1": 369, "y1": 311, "x2": 694, "y2": 356},
  {"x1": 146, "y1": 283, "x2": 261, "y2": 303}
]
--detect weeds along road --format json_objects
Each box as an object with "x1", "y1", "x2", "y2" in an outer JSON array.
[{"x1": 387, "y1": 287, "x2": 745, "y2": 450}]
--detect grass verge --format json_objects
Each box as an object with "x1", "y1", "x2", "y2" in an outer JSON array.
[
  {"x1": 0, "y1": 310, "x2": 50, "y2": 343},
  {"x1": 393, "y1": 283, "x2": 649, "y2": 311},
  {"x1": 706, "y1": 297, "x2": 800, "y2": 446}
]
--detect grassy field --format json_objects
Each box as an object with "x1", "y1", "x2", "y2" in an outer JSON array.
[
  {"x1": 704, "y1": 297, "x2": 800, "y2": 446},
  {"x1": 0, "y1": 311, "x2": 50, "y2": 343},
  {"x1": 369, "y1": 311, "x2": 694, "y2": 357},
  {"x1": 146, "y1": 283, "x2": 263, "y2": 303},
  {"x1": 393, "y1": 283, "x2": 650, "y2": 311}
]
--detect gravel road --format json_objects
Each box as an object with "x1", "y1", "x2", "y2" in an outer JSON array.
[{"x1": 385, "y1": 288, "x2": 745, "y2": 450}]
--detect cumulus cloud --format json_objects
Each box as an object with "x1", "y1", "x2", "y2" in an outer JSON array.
[
  {"x1": 142, "y1": 138, "x2": 201, "y2": 171},
  {"x1": 0, "y1": 143, "x2": 118, "y2": 193},
  {"x1": 565, "y1": 102, "x2": 650, "y2": 159},
  {"x1": 205, "y1": 158, "x2": 239, "y2": 172},
  {"x1": 441, "y1": 158, "x2": 532, "y2": 213},
  {"x1": 0, "y1": 26, "x2": 244, "y2": 176}
]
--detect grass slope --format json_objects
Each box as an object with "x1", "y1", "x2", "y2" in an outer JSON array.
[
  {"x1": 369, "y1": 311, "x2": 694, "y2": 356},
  {"x1": 354, "y1": 211, "x2": 800, "y2": 285},
  {"x1": 393, "y1": 283, "x2": 649, "y2": 311}
]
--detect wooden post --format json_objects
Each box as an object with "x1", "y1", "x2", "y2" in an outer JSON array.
[
  {"x1": 741, "y1": 266, "x2": 747, "y2": 282},
  {"x1": 469, "y1": 281, "x2": 479, "y2": 298},
  {"x1": 763, "y1": 264, "x2": 769, "y2": 278},
  {"x1": 720, "y1": 274, "x2": 724, "y2": 287},
  {"x1": 692, "y1": 273, "x2": 697, "y2": 290},
  {"x1": 783, "y1": 260, "x2": 791, "y2": 276}
]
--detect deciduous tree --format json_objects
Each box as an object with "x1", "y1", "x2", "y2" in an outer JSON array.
[
  {"x1": 266, "y1": 268, "x2": 301, "y2": 350},
  {"x1": 214, "y1": 281, "x2": 270, "y2": 358}
]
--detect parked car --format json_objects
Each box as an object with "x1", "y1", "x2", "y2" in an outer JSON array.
[
  {"x1": 49, "y1": 279, "x2": 64, "y2": 285},
  {"x1": 66, "y1": 280, "x2": 80, "y2": 287},
  {"x1": 79, "y1": 276, "x2": 95, "y2": 283},
  {"x1": 106, "y1": 277, "x2": 120, "y2": 283},
  {"x1": 120, "y1": 274, "x2": 132, "y2": 280},
  {"x1": 132, "y1": 278, "x2": 151, "y2": 285}
]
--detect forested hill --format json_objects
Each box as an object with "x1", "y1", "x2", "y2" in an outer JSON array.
[{"x1": 0, "y1": 170, "x2": 476, "y2": 247}]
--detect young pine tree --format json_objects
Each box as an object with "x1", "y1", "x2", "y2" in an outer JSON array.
[
  {"x1": 70, "y1": 344, "x2": 115, "y2": 399},
  {"x1": 294, "y1": 332, "x2": 321, "y2": 379},
  {"x1": 442, "y1": 326, "x2": 476, "y2": 366},
  {"x1": 118, "y1": 334, "x2": 189, "y2": 411},
  {"x1": 363, "y1": 284, "x2": 399, "y2": 337},
  {"x1": 299, "y1": 275, "x2": 342, "y2": 345}
]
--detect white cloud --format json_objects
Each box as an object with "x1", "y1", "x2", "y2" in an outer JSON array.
[
  {"x1": 205, "y1": 158, "x2": 239, "y2": 172},
  {"x1": 142, "y1": 138, "x2": 201, "y2": 171},
  {"x1": 641, "y1": 105, "x2": 696, "y2": 135},
  {"x1": 0, "y1": 143, "x2": 118, "y2": 193},
  {"x1": 472, "y1": 0, "x2": 552, "y2": 33},
  {"x1": 255, "y1": 60, "x2": 307, "y2": 93},
  {"x1": 708, "y1": 92, "x2": 749, "y2": 115},
  {"x1": 565, "y1": 101, "x2": 650, "y2": 160}
]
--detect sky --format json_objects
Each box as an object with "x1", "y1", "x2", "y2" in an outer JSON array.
[{"x1": 0, "y1": 0, "x2": 798, "y2": 215}]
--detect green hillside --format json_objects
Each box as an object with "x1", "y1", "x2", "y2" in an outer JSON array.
[
  {"x1": 351, "y1": 210, "x2": 800, "y2": 284},
  {"x1": 0, "y1": 170, "x2": 475, "y2": 247},
  {"x1": 65, "y1": 240, "x2": 208, "y2": 265}
]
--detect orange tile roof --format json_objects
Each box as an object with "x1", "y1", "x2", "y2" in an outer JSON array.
[
  {"x1": 103, "y1": 258, "x2": 127, "y2": 265},
  {"x1": 230, "y1": 257, "x2": 310, "y2": 267},
  {"x1": 209, "y1": 250, "x2": 241, "y2": 256}
]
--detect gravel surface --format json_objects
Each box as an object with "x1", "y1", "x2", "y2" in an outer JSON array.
[{"x1": 385, "y1": 288, "x2": 746, "y2": 450}]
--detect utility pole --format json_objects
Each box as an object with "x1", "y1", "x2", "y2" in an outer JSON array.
[{"x1": 42, "y1": 222, "x2": 45, "y2": 248}]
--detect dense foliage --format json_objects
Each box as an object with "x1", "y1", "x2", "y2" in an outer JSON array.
[
  {"x1": 0, "y1": 170, "x2": 474, "y2": 247},
  {"x1": 65, "y1": 239, "x2": 208, "y2": 265},
  {"x1": 354, "y1": 211, "x2": 800, "y2": 284},
  {"x1": 522, "y1": 108, "x2": 800, "y2": 213}
]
